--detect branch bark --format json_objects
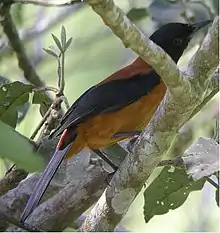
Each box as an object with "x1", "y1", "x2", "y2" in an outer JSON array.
[
  {"x1": 0, "y1": 130, "x2": 192, "y2": 231},
  {"x1": 80, "y1": 1, "x2": 219, "y2": 231},
  {"x1": 87, "y1": 0, "x2": 182, "y2": 92},
  {"x1": 0, "y1": 0, "x2": 218, "y2": 231}
]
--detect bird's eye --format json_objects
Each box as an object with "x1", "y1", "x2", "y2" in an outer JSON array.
[{"x1": 173, "y1": 38, "x2": 183, "y2": 45}]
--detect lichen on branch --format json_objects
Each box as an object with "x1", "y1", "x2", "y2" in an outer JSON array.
[{"x1": 81, "y1": 1, "x2": 219, "y2": 231}]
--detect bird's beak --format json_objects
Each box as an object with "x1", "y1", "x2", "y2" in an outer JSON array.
[{"x1": 191, "y1": 20, "x2": 213, "y2": 33}]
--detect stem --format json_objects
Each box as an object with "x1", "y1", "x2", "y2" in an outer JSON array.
[
  {"x1": 34, "y1": 86, "x2": 58, "y2": 93},
  {"x1": 206, "y1": 177, "x2": 219, "y2": 189},
  {"x1": 30, "y1": 108, "x2": 51, "y2": 140},
  {"x1": 57, "y1": 52, "x2": 65, "y2": 96}
]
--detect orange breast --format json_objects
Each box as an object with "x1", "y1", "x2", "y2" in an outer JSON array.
[{"x1": 67, "y1": 81, "x2": 166, "y2": 157}]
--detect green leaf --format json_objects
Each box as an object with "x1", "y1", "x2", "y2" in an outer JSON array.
[
  {"x1": 144, "y1": 166, "x2": 205, "y2": 223},
  {"x1": 0, "y1": 120, "x2": 44, "y2": 172},
  {"x1": 61, "y1": 25, "x2": 67, "y2": 50},
  {"x1": 127, "y1": 8, "x2": 149, "y2": 21},
  {"x1": 64, "y1": 37, "x2": 73, "y2": 52},
  {"x1": 43, "y1": 48, "x2": 58, "y2": 58},
  {"x1": 0, "y1": 75, "x2": 10, "y2": 86},
  {"x1": 32, "y1": 91, "x2": 52, "y2": 116},
  {"x1": 52, "y1": 34, "x2": 63, "y2": 52},
  {"x1": 0, "y1": 81, "x2": 33, "y2": 128}
]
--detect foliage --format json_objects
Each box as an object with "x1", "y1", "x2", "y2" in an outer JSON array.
[
  {"x1": 143, "y1": 166, "x2": 205, "y2": 223},
  {"x1": 0, "y1": 81, "x2": 32, "y2": 128},
  {"x1": 0, "y1": 120, "x2": 44, "y2": 172},
  {"x1": 0, "y1": 0, "x2": 218, "y2": 231}
]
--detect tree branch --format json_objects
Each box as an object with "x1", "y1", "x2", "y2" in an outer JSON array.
[
  {"x1": 87, "y1": 0, "x2": 182, "y2": 92},
  {"x1": 0, "y1": 0, "x2": 81, "y2": 6},
  {"x1": 0, "y1": 4, "x2": 84, "y2": 55},
  {"x1": 12, "y1": 165, "x2": 108, "y2": 231},
  {"x1": 80, "y1": 1, "x2": 219, "y2": 230},
  {"x1": 0, "y1": 133, "x2": 111, "y2": 231},
  {"x1": 0, "y1": 5, "x2": 45, "y2": 88},
  {"x1": 0, "y1": 1, "x2": 218, "y2": 231}
]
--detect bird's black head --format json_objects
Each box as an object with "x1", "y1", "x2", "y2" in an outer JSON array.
[{"x1": 150, "y1": 20, "x2": 212, "y2": 63}]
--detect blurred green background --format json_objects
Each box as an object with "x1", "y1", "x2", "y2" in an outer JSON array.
[{"x1": 0, "y1": 0, "x2": 219, "y2": 231}]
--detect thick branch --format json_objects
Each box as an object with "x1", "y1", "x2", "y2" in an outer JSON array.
[
  {"x1": 0, "y1": 147, "x2": 108, "y2": 231},
  {"x1": 0, "y1": 168, "x2": 28, "y2": 197},
  {"x1": 87, "y1": 0, "x2": 182, "y2": 91},
  {"x1": 13, "y1": 166, "x2": 108, "y2": 231},
  {"x1": 81, "y1": 2, "x2": 219, "y2": 231}
]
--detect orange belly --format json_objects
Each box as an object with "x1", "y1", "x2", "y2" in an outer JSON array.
[{"x1": 66, "y1": 81, "x2": 166, "y2": 157}]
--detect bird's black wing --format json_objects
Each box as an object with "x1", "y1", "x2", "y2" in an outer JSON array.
[{"x1": 51, "y1": 70, "x2": 160, "y2": 138}]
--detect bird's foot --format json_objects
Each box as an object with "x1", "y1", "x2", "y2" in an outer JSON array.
[
  {"x1": 112, "y1": 130, "x2": 142, "y2": 138},
  {"x1": 105, "y1": 169, "x2": 118, "y2": 186}
]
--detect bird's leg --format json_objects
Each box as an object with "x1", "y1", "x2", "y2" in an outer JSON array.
[
  {"x1": 126, "y1": 135, "x2": 140, "y2": 153},
  {"x1": 91, "y1": 149, "x2": 118, "y2": 171},
  {"x1": 112, "y1": 130, "x2": 142, "y2": 138},
  {"x1": 112, "y1": 131, "x2": 142, "y2": 153},
  {"x1": 91, "y1": 149, "x2": 118, "y2": 186}
]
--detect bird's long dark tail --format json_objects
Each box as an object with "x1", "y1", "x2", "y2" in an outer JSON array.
[{"x1": 20, "y1": 129, "x2": 76, "y2": 223}]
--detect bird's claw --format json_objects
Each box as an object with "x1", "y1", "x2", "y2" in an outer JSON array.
[{"x1": 112, "y1": 130, "x2": 142, "y2": 138}]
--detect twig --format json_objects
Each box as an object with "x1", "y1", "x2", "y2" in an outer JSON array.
[
  {"x1": 30, "y1": 107, "x2": 51, "y2": 140},
  {"x1": 0, "y1": 0, "x2": 82, "y2": 6},
  {"x1": 34, "y1": 86, "x2": 59, "y2": 93},
  {"x1": 0, "y1": 4, "x2": 53, "y2": 108},
  {"x1": 206, "y1": 177, "x2": 219, "y2": 189},
  {"x1": 0, "y1": 5, "x2": 45, "y2": 88},
  {"x1": 57, "y1": 49, "x2": 65, "y2": 95},
  {"x1": 0, "y1": 4, "x2": 84, "y2": 55},
  {"x1": 30, "y1": 96, "x2": 63, "y2": 139},
  {"x1": 61, "y1": 95, "x2": 70, "y2": 109},
  {"x1": 0, "y1": 131, "x2": 38, "y2": 197}
]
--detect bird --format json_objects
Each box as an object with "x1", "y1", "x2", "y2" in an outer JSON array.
[{"x1": 20, "y1": 20, "x2": 212, "y2": 222}]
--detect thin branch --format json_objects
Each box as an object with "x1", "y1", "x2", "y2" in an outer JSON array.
[
  {"x1": 0, "y1": 0, "x2": 82, "y2": 6},
  {"x1": 0, "y1": 5, "x2": 45, "y2": 88},
  {"x1": 30, "y1": 96, "x2": 63, "y2": 139},
  {"x1": 206, "y1": 177, "x2": 219, "y2": 189},
  {"x1": 0, "y1": 131, "x2": 38, "y2": 198},
  {"x1": 30, "y1": 107, "x2": 52, "y2": 140},
  {"x1": 0, "y1": 4, "x2": 84, "y2": 55},
  {"x1": 0, "y1": 4, "x2": 53, "y2": 109},
  {"x1": 33, "y1": 86, "x2": 59, "y2": 93}
]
